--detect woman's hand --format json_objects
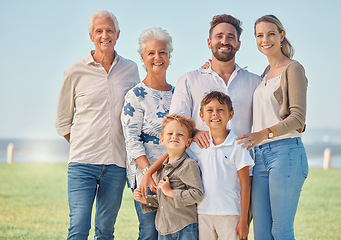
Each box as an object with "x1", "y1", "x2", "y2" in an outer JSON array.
[
  {"x1": 133, "y1": 188, "x2": 147, "y2": 204},
  {"x1": 236, "y1": 129, "x2": 269, "y2": 151},
  {"x1": 193, "y1": 130, "x2": 210, "y2": 149},
  {"x1": 139, "y1": 171, "x2": 157, "y2": 198},
  {"x1": 157, "y1": 176, "x2": 173, "y2": 198}
]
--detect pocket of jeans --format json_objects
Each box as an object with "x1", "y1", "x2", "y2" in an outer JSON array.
[{"x1": 301, "y1": 154, "x2": 309, "y2": 178}]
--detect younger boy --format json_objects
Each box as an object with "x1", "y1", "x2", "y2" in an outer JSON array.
[
  {"x1": 187, "y1": 91, "x2": 254, "y2": 240},
  {"x1": 134, "y1": 114, "x2": 204, "y2": 240}
]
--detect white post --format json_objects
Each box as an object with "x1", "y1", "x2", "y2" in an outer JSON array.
[
  {"x1": 7, "y1": 143, "x2": 15, "y2": 164},
  {"x1": 323, "y1": 148, "x2": 331, "y2": 170}
]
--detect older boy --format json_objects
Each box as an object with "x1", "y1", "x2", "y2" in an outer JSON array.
[
  {"x1": 187, "y1": 91, "x2": 254, "y2": 240},
  {"x1": 134, "y1": 114, "x2": 204, "y2": 240}
]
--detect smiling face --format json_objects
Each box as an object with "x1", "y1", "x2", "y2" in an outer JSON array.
[
  {"x1": 200, "y1": 99, "x2": 234, "y2": 130},
  {"x1": 255, "y1": 21, "x2": 285, "y2": 57},
  {"x1": 208, "y1": 23, "x2": 241, "y2": 62},
  {"x1": 141, "y1": 39, "x2": 170, "y2": 74},
  {"x1": 160, "y1": 121, "x2": 191, "y2": 152},
  {"x1": 90, "y1": 16, "x2": 120, "y2": 54}
]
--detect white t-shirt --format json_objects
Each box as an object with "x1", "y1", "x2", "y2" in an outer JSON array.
[{"x1": 186, "y1": 130, "x2": 254, "y2": 215}]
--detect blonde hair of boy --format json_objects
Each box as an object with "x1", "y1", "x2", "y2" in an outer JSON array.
[{"x1": 161, "y1": 114, "x2": 196, "y2": 139}]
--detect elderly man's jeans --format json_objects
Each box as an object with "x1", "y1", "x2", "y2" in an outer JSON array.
[
  {"x1": 67, "y1": 162, "x2": 126, "y2": 240},
  {"x1": 252, "y1": 138, "x2": 308, "y2": 240}
]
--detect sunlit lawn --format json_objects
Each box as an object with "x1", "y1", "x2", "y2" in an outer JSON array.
[{"x1": 0, "y1": 164, "x2": 340, "y2": 239}]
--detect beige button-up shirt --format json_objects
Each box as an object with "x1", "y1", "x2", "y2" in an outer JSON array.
[
  {"x1": 142, "y1": 153, "x2": 204, "y2": 235},
  {"x1": 55, "y1": 51, "x2": 140, "y2": 166}
]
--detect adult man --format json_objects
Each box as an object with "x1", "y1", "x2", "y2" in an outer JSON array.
[
  {"x1": 170, "y1": 14, "x2": 261, "y2": 147},
  {"x1": 55, "y1": 10, "x2": 139, "y2": 239}
]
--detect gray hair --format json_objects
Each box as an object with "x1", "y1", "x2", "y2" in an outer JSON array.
[
  {"x1": 138, "y1": 27, "x2": 173, "y2": 58},
  {"x1": 88, "y1": 10, "x2": 119, "y2": 34}
]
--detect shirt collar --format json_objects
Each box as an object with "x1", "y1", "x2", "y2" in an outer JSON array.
[
  {"x1": 209, "y1": 130, "x2": 237, "y2": 148},
  {"x1": 199, "y1": 63, "x2": 242, "y2": 75},
  {"x1": 163, "y1": 152, "x2": 188, "y2": 169},
  {"x1": 84, "y1": 50, "x2": 120, "y2": 67}
]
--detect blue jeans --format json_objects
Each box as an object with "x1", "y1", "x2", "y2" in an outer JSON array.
[
  {"x1": 158, "y1": 223, "x2": 198, "y2": 240},
  {"x1": 133, "y1": 187, "x2": 158, "y2": 240},
  {"x1": 67, "y1": 162, "x2": 126, "y2": 240},
  {"x1": 252, "y1": 138, "x2": 308, "y2": 240}
]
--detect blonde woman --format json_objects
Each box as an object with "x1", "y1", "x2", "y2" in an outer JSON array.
[{"x1": 237, "y1": 15, "x2": 308, "y2": 239}]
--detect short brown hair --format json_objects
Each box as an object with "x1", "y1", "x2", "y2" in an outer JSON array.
[
  {"x1": 209, "y1": 14, "x2": 242, "y2": 40},
  {"x1": 161, "y1": 114, "x2": 196, "y2": 138},
  {"x1": 200, "y1": 91, "x2": 233, "y2": 113}
]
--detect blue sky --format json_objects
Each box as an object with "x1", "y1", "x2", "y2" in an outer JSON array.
[{"x1": 0, "y1": 0, "x2": 340, "y2": 139}]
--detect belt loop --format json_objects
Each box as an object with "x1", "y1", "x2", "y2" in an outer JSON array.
[
  {"x1": 296, "y1": 137, "x2": 299, "y2": 146},
  {"x1": 268, "y1": 142, "x2": 271, "y2": 151}
]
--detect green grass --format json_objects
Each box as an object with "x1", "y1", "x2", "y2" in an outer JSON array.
[{"x1": 0, "y1": 164, "x2": 340, "y2": 240}]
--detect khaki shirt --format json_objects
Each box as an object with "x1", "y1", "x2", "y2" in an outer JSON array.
[
  {"x1": 55, "y1": 51, "x2": 140, "y2": 166},
  {"x1": 142, "y1": 152, "x2": 204, "y2": 235}
]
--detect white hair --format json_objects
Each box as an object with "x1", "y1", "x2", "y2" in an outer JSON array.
[
  {"x1": 88, "y1": 10, "x2": 119, "y2": 34},
  {"x1": 138, "y1": 27, "x2": 173, "y2": 58}
]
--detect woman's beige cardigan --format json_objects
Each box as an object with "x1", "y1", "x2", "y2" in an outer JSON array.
[{"x1": 261, "y1": 60, "x2": 308, "y2": 136}]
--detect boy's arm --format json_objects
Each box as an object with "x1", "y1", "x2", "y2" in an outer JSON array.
[
  {"x1": 140, "y1": 153, "x2": 168, "y2": 198},
  {"x1": 236, "y1": 166, "x2": 251, "y2": 240},
  {"x1": 134, "y1": 188, "x2": 159, "y2": 213}
]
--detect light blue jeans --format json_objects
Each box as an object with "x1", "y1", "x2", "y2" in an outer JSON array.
[
  {"x1": 158, "y1": 223, "x2": 198, "y2": 240},
  {"x1": 133, "y1": 188, "x2": 158, "y2": 240},
  {"x1": 67, "y1": 162, "x2": 126, "y2": 240},
  {"x1": 252, "y1": 138, "x2": 308, "y2": 240}
]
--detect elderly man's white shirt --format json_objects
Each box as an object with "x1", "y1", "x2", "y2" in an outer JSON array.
[
  {"x1": 169, "y1": 64, "x2": 261, "y2": 136},
  {"x1": 55, "y1": 51, "x2": 140, "y2": 166}
]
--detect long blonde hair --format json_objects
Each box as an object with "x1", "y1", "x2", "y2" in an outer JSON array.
[{"x1": 255, "y1": 15, "x2": 294, "y2": 59}]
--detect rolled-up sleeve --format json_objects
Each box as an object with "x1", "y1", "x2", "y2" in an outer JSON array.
[
  {"x1": 141, "y1": 195, "x2": 159, "y2": 213},
  {"x1": 121, "y1": 89, "x2": 146, "y2": 164},
  {"x1": 169, "y1": 74, "x2": 193, "y2": 118},
  {"x1": 173, "y1": 160, "x2": 204, "y2": 208},
  {"x1": 55, "y1": 69, "x2": 75, "y2": 137}
]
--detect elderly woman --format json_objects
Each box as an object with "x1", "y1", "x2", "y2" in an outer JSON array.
[
  {"x1": 121, "y1": 27, "x2": 174, "y2": 240},
  {"x1": 55, "y1": 11, "x2": 139, "y2": 239},
  {"x1": 237, "y1": 15, "x2": 308, "y2": 239}
]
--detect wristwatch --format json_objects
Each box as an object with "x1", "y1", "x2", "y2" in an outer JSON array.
[
  {"x1": 141, "y1": 166, "x2": 150, "y2": 175},
  {"x1": 267, "y1": 128, "x2": 274, "y2": 139}
]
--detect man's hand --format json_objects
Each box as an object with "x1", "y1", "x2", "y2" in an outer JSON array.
[{"x1": 193, "y1": 130, "x2": 210, "y2": 149}]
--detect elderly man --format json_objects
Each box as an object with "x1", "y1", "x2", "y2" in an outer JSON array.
[{"x1": 55, "y1": 10, "x2": 140, "y2": 239}]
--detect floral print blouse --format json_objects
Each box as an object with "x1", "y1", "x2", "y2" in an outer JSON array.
[{"x1": 121, "y1": 82, "x2": 174, "y2": 188}]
